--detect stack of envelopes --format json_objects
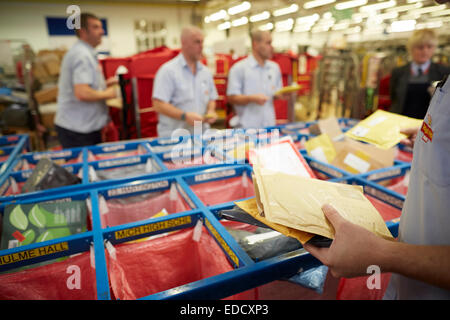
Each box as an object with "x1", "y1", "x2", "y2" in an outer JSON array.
[{"x1": 236, "y1": 141, "x2": 394, "y2": 245}]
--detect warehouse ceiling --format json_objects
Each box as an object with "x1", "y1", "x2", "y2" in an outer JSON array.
[{"x1": 201, "y1": 0, "x2": 450, "y2": 36}]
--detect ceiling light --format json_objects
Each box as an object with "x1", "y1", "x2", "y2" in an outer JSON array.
[
  {"x1": 297, "y1": 13, "x2": 320, "y2": 24},
  {"x1": 332, "y1": 22, "x2": 350, "y2": 30},
  {"x1": 209, "y1": 10, "x2": 228, "y2": 22},
  {"x1": 303, "y1": 0, "x2": 336, "y2": 10},
  {"x1": 430, "y1": 9, "x2": 450, "y2": 17},
  {"x1": 344, "y1": 26, "x2": 361, "y2": 34},
  {"x1": 273, "y1": 4, "x2": 299, "y2": 17},
  {"x1": 409, "y1": 4, "x2": 447, "y2": 15},
  {"x1": 231, "y1": 16, "x2": 248, "y2": 27},
  {"x1": 250, "y1": 11, "x2": 270, "y2": 22},
  {"x1": 390, "y1": 20, "x2": 416, "y2": 33},
  {"x1": 218, "y1": 21, "x2": 231, "y2": 30},
  {"x1": 228, "y1": 1, "x2": 251, "y2": 16},
  {"x1": 360, "y1": 1, "x2": 396, "y2": 12},
  {"x1": 386, "y1": 2, "x2": 422, "y2": 12},
  {"x1": 335, "y1": 0, "x2": 367, "y2": 10},
  {"x1": 259, "y1": 22, "x2": 274, "y2": 31},
  {"x1": 416, "y1": 21, "x2": 443, "y2": 30},
  {"x1": 275, "y1": 18, "x2": 294, "y2": 30}
]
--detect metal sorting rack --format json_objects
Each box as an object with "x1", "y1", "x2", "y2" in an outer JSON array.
[{"x1": 0, "y1": 121, "x2": 411, "y2": 300}]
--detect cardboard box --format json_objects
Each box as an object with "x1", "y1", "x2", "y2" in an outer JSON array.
[
  {"x1": 308, "y1": 117, "x2": 344, "y2": 141},
  {"x1": 35, "y1": 86, "x2": 58, "y2": 105},
  {"x1": 331, "y1": 138, "x2": 395, "y2": 174}
]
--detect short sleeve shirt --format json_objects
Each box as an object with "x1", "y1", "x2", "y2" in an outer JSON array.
[
  {"x1": 55, "y1": 40, "x2": 109, "y2": 133},
  {"x1": 226, "y1": 55, "x2": 282, "y2": 128},
  {"x1": 152, "y1": 53, "x2": 218, "y2": 137}
]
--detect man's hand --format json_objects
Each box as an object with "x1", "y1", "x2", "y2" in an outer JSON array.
[
  {"x1": 204, "y1": 111, "x2": 218, "y2": 124},
  {"x1": 304, "y1": 204, "x2": 389, "y2": 278},
  {"x1": 400, "y1": 127, "x2": 420, "y2": 148},
  {"x1": 106, "y1": 77, "x2": 119, "y2": 87},
  {"x1": 185, "y1": 111, "x2": 204, "y2": 126},
  {"x1": 250, "y1": 94, "x2": 270, "y2": 106}
]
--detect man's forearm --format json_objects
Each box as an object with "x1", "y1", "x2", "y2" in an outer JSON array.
[
  {"x1": 378, "y1": 240, "x2": 450, "y2": 290},
  {"x1": 227, "y1": 95, "x2": 253, "y2": 106},
  {"x1": 206, "y1": 100, "x2": 216, "y2": 114},
  {"x1": 152, "y1": 98, "x2": 183, "y2": 120},
  {"x1": 74, "y1": 84, "x2": 114, "y2": 102}
]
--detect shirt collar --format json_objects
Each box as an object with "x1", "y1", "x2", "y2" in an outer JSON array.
[
  {"x1": 411, "y1": 60, "x2": 431, "y2": 75},
  {"x1": 178, "y1": 53, "x2": 204, "y2": 72},
  {"x1": 249, "y1": 54, "x2": 268, "y2": 69},
  {"x1": 78, "y1": 40, "x2": 97, "y2": 59}
]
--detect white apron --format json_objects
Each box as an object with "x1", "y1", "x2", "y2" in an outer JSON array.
[{"x1": 384, "y1": 75, "x2": 450, "y2": 299}]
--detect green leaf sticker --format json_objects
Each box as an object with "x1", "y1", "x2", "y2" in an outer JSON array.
[
  {"x1": 36, "y1": 230, "x2": 54, "y2": 243},
  {"x1": 9, "y1": 205, "x2": 28, "y2": 230},
  {"x1": 49, "y1": 227, "x2": 72, "y2": 239},
  {"x1": 20, "y1": 229, "x2": 36, "y2": 246},
  {"x1": 28, "y1": 205, "x2": 47, "y2": 228},
  {"x1": 40, "y1": 206, "x2": 68, "y2": 227}
]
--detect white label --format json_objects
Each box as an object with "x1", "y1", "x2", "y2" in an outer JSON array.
[
  {"x1": 310, "y1": 147, "x2": 328, "y2": 164},
  {"x1": 89, "y1": 166, "x2": 98, "y2": 182},
  {"x1": 192, "y1": 220, "x2": 203, "y2": 242},
  {"x1": 10, "y1": 177, "x2": 18, "y2": 194},
  {"x1": 105, "y1": 241, "x2": 116, "y2": 260},
  {"x1": 86, "y1": 198, "x2": 92, "y2": 214},
  {"x1": 90, "y1": 244, "x2": 96, "y2": 269},
  {"x1": 368, "y1": 116, "x2": 387, "y2": 127},
  {"x1": 242, "y1": 171, "x2": 248, "y2": 188},
  {"x1": 351, "y1": 126, "x2": 369, "y2": 137},
  {"x1": 98, "y1": 195, "x2": 109, "y2": 215},
  {"x1": 169, "y1": 183, "x2": 177, "y2": 201},
  {"x1": 145, "y1": 158, "x2": 153, "y2": 173},
  {"x1": 8, "y1": 240, "x2": 19, "y2": 249},
  {"x1": 344, "y1": 153, "x2": 371, "y2": 173}
]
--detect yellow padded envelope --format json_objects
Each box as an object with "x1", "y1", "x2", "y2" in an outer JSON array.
[
  {"x1": 345, "y1": 110, "x2": 423, "y2": 150},
  {"x1": 235, "y1": 197, "x2": 315, "y2": 245},
  {"x1": 253, "y1": 165, "x2": 394, "y2": 241}
]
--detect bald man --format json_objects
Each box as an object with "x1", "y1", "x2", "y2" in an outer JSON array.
[
  {"x1": 226, "y1": 30, "x2": 283, "y2": 129},
  {"x1": 152, "y1": 26, "x2": 218, "y2": 137}
]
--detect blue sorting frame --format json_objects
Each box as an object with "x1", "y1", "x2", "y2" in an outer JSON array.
[{"x1": 0, "y1": 119, "x2": 410, "y2": 300}]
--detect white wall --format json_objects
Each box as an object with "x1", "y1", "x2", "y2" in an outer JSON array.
[{"x1": 0, "y1": 1, "x2": 197, "y2": 57}]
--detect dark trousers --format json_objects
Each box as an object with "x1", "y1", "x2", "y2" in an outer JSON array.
[{"x1": 55, "y1": 125, "x2": 102, "y2": 149}]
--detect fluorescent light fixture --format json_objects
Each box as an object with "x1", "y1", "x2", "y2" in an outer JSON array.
[
  {"x1": 390, "y1": 19, "x2": 416, "y2": 33},
  {"x1": 273, "y1": 4, "x2": 299, "y2": 17},
  {"x1": 386, "y1": 2, "x2": 422, "y2": 12},
  {"x1": 416, "y1": 21, "x2": 443, "y2": 30},
  {"x1": 209, "y1": 10, "x2": 228, "y2": 22},
  {"x1": 311, "y1": 25, "x2": 330, "y2": 33},
  {"x1": 409, "y1": 4, "x2": 447, "y2": 15},
  {"x1": 335, "y1": 0, "x2": 367, "y2": 10},
  {"x1": 344, "y1": 26, "x2": 361, "y2": 34},
  {"x1": 322, "y1": 12, "x2": 332, "y2": 19},
  {"x1": 231, "y1": 16, "x2": 248, "y2": 27},
  {"x1": 259, "y1": 22, "x2": 274, "y2": 31},
  {"x1": 406, "y1": 0, "x2": 425, "y2": 3},
  {"x1": 297, "y1": 13, "x2": 320, "y2": 24},
  {"x1": 332, "y1": 22, "x2": 350, "y2": 30},
  {"x1": 250, "y1": 11, "x2": 270, "y2": 22},
  {"x1": 294, "y1": 25, "x2": 313, "y2": 32},
  {"x1": 304, "y1": 0, "x2": 336, "y2": 10},
  {"x1": 275, "y1": 18, "x2": 294, "y2": 31},
  {"x1": 218, "y1": 21, "x2": 231, "y2": 30},
  {"x1": 367, "y1": 11, "x2": 398, "y2": 23},
  {"x1": 360, "y1": 0, "x2": 396, "y2": 12},
  {"x1": 228, "y1": 1, "x2": 251, "y2": 15},
  {"x1": 430, "y1": 9, "x2": 450, "y2": 17}
]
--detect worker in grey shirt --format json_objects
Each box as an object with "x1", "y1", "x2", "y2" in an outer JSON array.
[
  {"x1": 55, "y1": 12, "x2": 117, "y2": 148},
  {"x1": 152, "y1": 26, "x2": 218, "y2": 138},
  {"x1": 226, "y1": 30, "x2": 283, "y2": 129}
]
